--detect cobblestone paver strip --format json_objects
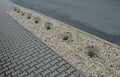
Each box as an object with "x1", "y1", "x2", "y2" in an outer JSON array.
[{"x1": 0, "y1": 1, "x2": 86, "y2": 77}]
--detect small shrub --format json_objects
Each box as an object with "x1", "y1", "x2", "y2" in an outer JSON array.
[
  {"x1": 46, "y1": 25, "x2": 51, "y2": 30},
  {"x1": 21, "y1": 11, "x2": 25, "y2": 16},
  {"x1": 22, "y1": 13, "x2": 24, "y2": 16},
  {"x1": 62, "y1": 36, "x2": 69, "y2": 41},
  {"x1": 86, "y1": 45, "x2": 99, "y2": 58},
  {"x1": 17, "y1": 11, "x2": 20, "y2": 13},
  {"x1": 35, "y1": 20, "x2": 39, "y2": 24},
  {"x1": 88, "y1": 51, "x2": 95, "y2": 58},
  {"x1": 34, "y1": 17, "x2": 41, "y2": 24},
  {"x1": 28, "y1": 16, "x2": 31, "y2": 19},
  {"x1": 45, "y1": 22, "x2": 53, "y2": 30}
]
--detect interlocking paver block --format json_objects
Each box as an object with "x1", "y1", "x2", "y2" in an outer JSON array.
[
  {"x1": 56, "y1": 71, "x2": 68, "y2": 77},
  {"x1": 57, "y1": 65, "x2": 68, "y2": 73},
  {"x1": 3, "y1": 61, "x2": 11, "y2": 68},
  {"x1": 65, "y1": 67, "x2": 76, "y2": 75},
  {"x1": 5, "y1": 68, "x2": 14, "y2": 76},
  {"x1": 12, "y1": 70, "x2": 21, "y2": 76},
  {"x1": 20, "y1": 65, "x2": 30, "y2": 72},
  {"x1": 34, "y1": 67, "x2": 44, "y2": 75},
  {"x1": 43, "y1": 58, "x2": 52, "y2": 64},
  {"x1": 42, "y1": 63, "x2": 51, "y2": 70},
  {"x1": 50, "y1": 59, "x2": 59, "y2": 65},
  {"x1": 69, "y1": 73, "x2": 78, "y2": 77},
  {"x1": 25, "y1": 72, "x2": 35, "y2": 77},
  {"x1": 36, "y1": 57, "x2": 45, "y2": 63},
  {"x1": 41, "y1": 69, "x2": 52, "y2": 77},
  {"x1": 14, "y1": 64, "x2": 23, "y2": 70},
  {"x1": 29, "y1": 61, "x2": 37, "y2": 67},
  {"x1": 18, "y1": 71, "x2": 28, "y2": 77},
  {"x1": 23, "y1": 60, "x2": 31, "y2": 66},
  {"x1": 57, "y1": 60, "x2": 67, "y2": 67},
  {"x1": 49, "y1": 64, "x2": 59, "y2": 71},
  {"x1": 27, "y1": 66, "x2": 36, "y2": 73},
  {"x1": 49, "y1": 70, "x2": 59, "y2": 77},
  {"x1": 35, "y1": 62, "x2": 44, "y2": 69}
]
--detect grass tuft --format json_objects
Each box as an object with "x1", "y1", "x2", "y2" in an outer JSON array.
[
  {"x1": 35, "y1": 20, "x2": 39, "y2": 24},
  {"x1": 22, "y1": 14, "x2": 24, "y2": 16},
  {"x1": 62, "y1": 36, "x2": 69, "y2": 41},
  {"x1": 46, "y1": 25, "x2": 51, "y2": 30},
  {"x1": 87, "y1": 51, "x2": 95, "y2": 58},
  {"x1": 17, "y1": 11, "x2": 20, "y2": 13},
  {"x1": 28, "y1": 16, "x2": 31, "y2": 19}
]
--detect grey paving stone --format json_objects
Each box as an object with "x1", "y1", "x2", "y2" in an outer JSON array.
[
  {"x1": 11, "y1": 58, "x2": 19, "y2": 64},
  {"x1": 14, "y1": 64, "x2": 23, "y2": 70},
  {"x1": 36, "y1": 73, "x2": 43, "y2": 77},
  {"x1": 0, "y1": 67, "x2": 8, "y2": 74},
  {"x1": 0, "y1": 73, "x2": 5, "y2": 77},
  {"x1": 35, "y1": 62, "x2": 44, "y2": 69},
  {"x1": 30, "y1": 56, "x2": 38, "y2": 62},
  {"x1": 65, "y1": 67, "x2": 76, "y2": 75},
  {"x1": 43, "y1": 58, "x2": 52, "y2": 64},
  {"x1": 73, "y1": 71, "x2": 81, "y2": 77},
  {"x1": 49, "y1": 70, "x2": 59, "y2": 77},
  {"x1": 41, "y1": 69, "x2": 52, "y2": 77},
  {"x1": 5, "y1": 68, "x2": 14, "y2": 76},
  {"x1": 18, "y1": 71, "x2": 28, "y2": 77},
  {"x1": 42, "y1": 63, "x2": 51, "y2": 70},
  {"x1": 50, "y1": 59, "x2": 59, "y2": 65},
  {"x1": 12, "y1": 70, "x2": 21, "y2": 76},
  {"x1": 21, "y1": 65, "x2": 29, "y2": 72},
  {"x1": 17, "y1": 58, "x2": 25, "y2": 64},
  {"x1": 69, "y1": 73, "x2": 78, "y2": 77},
  {"x1": 36, "y1": 57, "x2": 46, "y2": 63},
  {"x1": 23, "y1": 60, "x2": 31, "y2": 66},
  {"x1": 57, "y1": 60, "x2": 67, "y2": 67},
  {"x1": 49, "y1": 64, "x2": 59, "y2": 71},
  {"x1": 57, "y1": 65, "x2": 68, "y2": 73},
  {"x1": 34, "y1": 67, "x2": 44, "y2": 75},
  {"x1": 29, "y1": 61, "x2": 37, "y2": 67},
  {"x1": 56, "y1": 71, "x2": 68, "y2": 77},
  {"x1": 27, "y1": 66, "x2": 36, "y2": 73},
  {"x1": 3, "y1": 61, "x2": 11, "y2": 68},
  {"x1": 24, "y1": 55, "x2": 32, "y2": 61},
  {"x1": 25, "y1": 72, "x2": 35, "y2": 77},
  {"x1": 9, "y1": 63, "x2": 17, "y2": 69},
  {"x1": 0, "y1": 65, "x2": 2, "y2": 70}
]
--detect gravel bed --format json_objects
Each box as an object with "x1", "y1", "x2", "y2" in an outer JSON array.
[{"x1": 7, "y1": 5, "x2": 120, "y2": 77}]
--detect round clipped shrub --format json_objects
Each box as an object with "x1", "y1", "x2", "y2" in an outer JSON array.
[
  {"x1": 21, "y1": 11, "x2": 25, "y2": 16},
  {"x1": 61, "y1": 32, "x2": 73, "y2": 42},
  {"x1": 62, "y1": 36, "x2": 69, "y2": 41},
  {"x1": 45, "y1": 22, "x2": 53, "y2": 30},
  {"x1": 28, "y1": 16, "x2": 31, "y2": 19},
  {"x1": 86, "y1": 45, "x2": 99, "y2": 58},
  {"x1": 88, "y1": 51, "x2": 95, "y2": 58},
  {"x1": 34, "y1": 17, "x2": 41, "y2": 24},
  {"x1": 26, "y1": 13, "x2": 32, "y2": 19},
  {"x1": 46, "y1": 25, "x2": 51, "y2": 30}
]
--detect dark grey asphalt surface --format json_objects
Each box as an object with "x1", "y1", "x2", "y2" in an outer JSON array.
[
  {"x1": 0, "y1": 0, "x2": 86, "y2": 77},
  {"x1": 10, "y1": 0, "x2": 120, "y2": 45}
]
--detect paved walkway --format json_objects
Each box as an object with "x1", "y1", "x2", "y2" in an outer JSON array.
[{"x1": 0, "y1": 0, "x2": 86, "y2": 77}]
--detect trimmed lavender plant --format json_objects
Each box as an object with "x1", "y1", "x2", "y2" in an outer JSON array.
[
  {"x1": 34, "y1": 17, "x2": 41, "y2": 24},
  {"x1": 45, "y1": 22, "x2": 53, "y2": 30},
  {"x1": 86, "y1": 45, "x2": 99, "y2": 58}
]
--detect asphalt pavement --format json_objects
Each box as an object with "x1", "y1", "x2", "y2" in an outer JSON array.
[{"x1": 10, "y1": 0, "x2": 120, "y2": 45}]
